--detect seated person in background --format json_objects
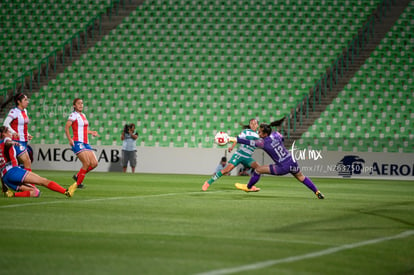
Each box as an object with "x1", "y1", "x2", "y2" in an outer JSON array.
[{"x1": 214, "y1": 157, "x2": 229, "y2": 175}]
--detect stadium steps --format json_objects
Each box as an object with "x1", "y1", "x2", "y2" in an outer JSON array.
[
  {"x1": 284, "y1": 0, "x2": 412, "y2": 145},
  {"x1": 0, "y1": 0, "x2": 145, "y2": 118},
  {"x1": 38, "y1": 0, "x2": 146, "y2": 87}
]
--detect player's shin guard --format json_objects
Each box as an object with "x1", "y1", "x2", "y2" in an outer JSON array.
[
  {"x1": 301, "y1": 177, "x2": 318, "y2": 193},
  {"x1": 247, "y1": 170, "x2": 261, "y2": 189}
]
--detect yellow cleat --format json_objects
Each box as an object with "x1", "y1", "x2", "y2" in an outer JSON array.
[
  {"x1": 235, "y1": 183, "x2": 260, "y2": 192},
  {"x1": 3, "y1": 190, "x2": 14, "y2": 198},
  {"x1": 65, "y1": 182, "x2": 78, "y2": 198}
]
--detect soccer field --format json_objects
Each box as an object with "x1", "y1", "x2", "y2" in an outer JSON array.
[{"x1": 0, "y1": 171, "x2": 413, "y2": 275}]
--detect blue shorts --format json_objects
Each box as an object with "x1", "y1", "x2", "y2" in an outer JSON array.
[
  {"x1": 2, "y1": 167, "x2": 29, "y2": 191},
  {"x1": 13, "y1": 141, "x2": 28, "y2": 158},
  {"x1": 72, "y1": 141, "x2": 93, "y2": 155},
  {"x1": 269, "y1": 157, "x2": 301, "y2": 176}
]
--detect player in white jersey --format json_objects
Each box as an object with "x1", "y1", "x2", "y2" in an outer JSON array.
[
  {"x1": 2, "y1": 93, "x2": 32, "y2": 171},
  {"x1": 1, "y1": 126, "x2": 77, "y2": 198},
  {"x1": 202, "y1": 119, "x2": 261, "y2": 191},
  {"x1": 64, "y1": 98, "x2": 99, "y2": 188}
]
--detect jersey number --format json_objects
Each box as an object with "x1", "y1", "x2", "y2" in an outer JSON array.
[{"x1": 273, "y1": 144, "x2": 287, "y2": 160}]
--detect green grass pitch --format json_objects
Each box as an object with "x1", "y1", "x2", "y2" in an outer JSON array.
[{"x1": 0, "y1": 171, "x2": 413, "y2": 275}]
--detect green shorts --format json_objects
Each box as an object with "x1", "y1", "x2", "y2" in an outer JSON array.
[{"x1": 228, "y1": 153, "x2": 255, "y2": 168}]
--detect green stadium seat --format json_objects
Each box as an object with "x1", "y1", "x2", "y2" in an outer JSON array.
[{"x1": 8, "y1": 0, "x2": 408, "y2": 151}]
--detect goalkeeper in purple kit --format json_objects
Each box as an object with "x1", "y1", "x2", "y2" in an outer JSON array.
[{"x1": 229, "y1": 122, "x2": 325, "y2": 199}]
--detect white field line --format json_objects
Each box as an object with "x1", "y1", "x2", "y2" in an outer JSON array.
[
  {"x1": 195, "y1": 230, "x2": 414, "y2": 275},
  {"x1": 0, "y1": 190, "x2": 225, "y2": 209},
  {"x1": 0, "y1": 191, "x2": 328, "y2": 246}
]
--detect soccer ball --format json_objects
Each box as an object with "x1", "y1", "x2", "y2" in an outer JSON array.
[{"x1": 214, "y1": 131, "x2": 229, "y2": 146}]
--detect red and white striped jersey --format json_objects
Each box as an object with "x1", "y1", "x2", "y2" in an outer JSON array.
[
  {"x1": 6, "y1": 107, "x2": 29, "y2": 142},
  {"x1": 68, "y1": 111, "x2": 89, "y2": 144},
  {"x1": 0, "y1": 137, "x2": 17, "y2": 176}
]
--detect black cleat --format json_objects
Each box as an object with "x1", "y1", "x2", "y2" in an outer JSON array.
[{"x1": 73, "y1": 173, "x2": 85, "y2": 189}]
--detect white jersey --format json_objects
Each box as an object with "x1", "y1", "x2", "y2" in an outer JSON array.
[
  {"x1": 235, "y1": 129, "x2": 259, "y2": 157},
  {"x1": 4, "y1": 107, "x2": 29, "y2": 142},
  {"x1": 68, "y1": 111, "x2": 89, "y2": 144}
]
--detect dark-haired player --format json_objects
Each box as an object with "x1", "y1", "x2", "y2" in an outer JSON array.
[
  {"x1": 202, "y1": 118, "x2": 261, "y2": 191},
  {"x1": 2, "y1": 93, "x2": 32, "y2": 171},
  {"x1": 229, "y1": 121, "x2": 325, "y2": 199},
  {"x1": 1, "y1": 126, "x2": 77, "y2": 198},
  {"x1": 65, "y1": 98, "x2": 99, "y2": 188}
]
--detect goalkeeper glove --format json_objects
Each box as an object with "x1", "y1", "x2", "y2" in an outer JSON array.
[{"x1": 228, "y1": 136, "x2": 237, "y2": 143}]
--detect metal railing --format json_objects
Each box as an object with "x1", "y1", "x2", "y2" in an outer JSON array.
[{"x1": 283, "y1": 0, "x2": 391, "y2": 139}]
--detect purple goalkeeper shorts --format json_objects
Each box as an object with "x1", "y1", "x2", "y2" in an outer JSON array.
[{"x1": 269, "y1": 157, "x2": 300, "y2": 175}]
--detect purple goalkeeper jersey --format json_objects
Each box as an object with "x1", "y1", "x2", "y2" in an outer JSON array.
[{"x1": 237, "y1": 131, "x2": 292, "y2": 164}]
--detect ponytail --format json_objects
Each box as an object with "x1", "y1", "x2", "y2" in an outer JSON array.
[
  {"x1": 259, "y1": 117, "x2": 285, "y2": 136},
  {"x1": 269, "y1": 117, "x2": 285, "y2": 127},
  {"x1": 14, "y1": 93, "x2": 26, "y2": 106}
]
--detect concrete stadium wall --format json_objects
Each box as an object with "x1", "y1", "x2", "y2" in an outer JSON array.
[
  {"x1": 30, "y1": 144, "x2": 231, "y2": 175},
  {"x1": 30, "y1": 144, "x2": 414, "y2": 180}
]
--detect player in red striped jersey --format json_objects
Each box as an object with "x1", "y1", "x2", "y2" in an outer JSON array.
[
  {"x1": 0, "y1": 126, "x2": 77, "y2": 198},
  {"x1": 64, "y1": 98, "x2": 99, "y2": 188},
  {"x1": 2, "y1": 93, "x2": 33, "y2": 171}
]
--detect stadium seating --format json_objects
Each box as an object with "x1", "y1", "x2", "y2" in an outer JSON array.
[
  {"x1": 0, "y1": 0, "x2": 113, "y2": 94},
  {"x1": 28, "y1": 0, "x2": 383, "y2": 145},
  {"x1": 298, "y1": 1, "x2": 414, "y2": 152},
  {"x1": 6, "y1": 0, "x2": 412, "y2": 153}
]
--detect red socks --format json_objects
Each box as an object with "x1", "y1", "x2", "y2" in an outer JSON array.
[
  {"x1": 14, "y1": 191, "x2": 31, "y2": 197},
  {"x1": 76, "y1": 166, "x2": 94, "y2": 185},
  {"x1": 14, "y1": 183, "x2": 63, "y2": 197},
  {"x1": 47, "y1": 181, "x2": 66, "y2": 194},
  {"x1": 76, "y1": 168, "x2": 87, "y2": 186}
]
